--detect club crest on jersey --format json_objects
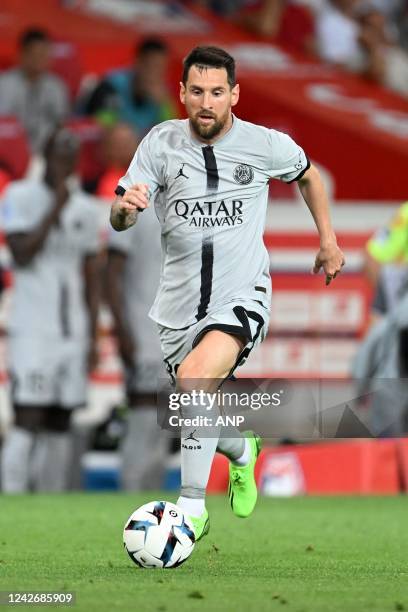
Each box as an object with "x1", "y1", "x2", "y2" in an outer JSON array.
[{"x1": 233, "y1": 164, "x2": 254, "y2": 185}]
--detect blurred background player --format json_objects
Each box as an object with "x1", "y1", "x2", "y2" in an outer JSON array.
[
  {"x1": 0, "y1": 129, "x2": 100, "y2": 493},
  {"x1": 352, "y1": 290, "x2": 408, "y2": 436},
  {"x1": 353, "y1": 199, "x2": 408, "y2": 435},
  {"x1": 100, "y1": 125, "x2": 168, "y2": 489},
  {"x1": 106, "y1": 203, "x2": 168, "y2": 490},
  {"x1": 0, "y1": 28, "x2": 69, "y2": 155},
  {"x1": 82, "y1": 37, "x2": 178, "y2": 134},
  {"x1": 353, "y1": 199, "x2": 408, "y2": 436},
  {"x1": 364, "y1": 200, "x2": 408, "y2": 323}
]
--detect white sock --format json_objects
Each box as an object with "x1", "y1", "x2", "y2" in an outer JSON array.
[
  {"x1": 232, "y1": 437, "x2": 251, "y2": 467},
  {"x1": 178, "y1": 392, "x2": 220, "y2": 509},
  {"x1": 177, "y1": 495, "x2": 205, "y2": 518}
]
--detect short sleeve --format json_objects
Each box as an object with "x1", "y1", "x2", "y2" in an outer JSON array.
[
  {"x1": 267, "y1": 130, "x2": 310, "y2": 183},
  {"x1": 115, "y1": 127, "x2": 163, "y2": 199},
  {"x1": 2, "y1": 184, "x2": 33, "y2": 234}
]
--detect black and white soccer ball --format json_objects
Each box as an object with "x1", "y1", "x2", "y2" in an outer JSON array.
[{"x1": 123, "y1": 501, "x2": 195, "y2": 569}]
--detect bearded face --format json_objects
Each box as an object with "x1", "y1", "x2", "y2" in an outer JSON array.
[
  {"x1": 189, "y1": 106, "x2": 231, "y2": 141},
  {"x1": 180, "y1": 65, "x2": 239, "y2": 143}
]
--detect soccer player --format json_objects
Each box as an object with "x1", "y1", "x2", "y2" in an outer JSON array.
[
  {"x1": 106, "y1": 205, "x2": 168, "y2": 490},
  {"x1": 1, "y1": 129, "x2": 100, "y2": 492},
  {"x1": 110, "y1": 46, "x2": 344, "y2": 539}
]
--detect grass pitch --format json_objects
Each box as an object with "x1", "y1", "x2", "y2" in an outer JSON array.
[{"x1": 0, "y1": 494, "x2": 407, "y2": 612}]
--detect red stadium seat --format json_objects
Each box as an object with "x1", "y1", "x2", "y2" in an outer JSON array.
[
  {"x1": 65, "y1": 117, "x2": 106, "y2": 190},
  {"x1": 0, "y1": 116, "x2": 30, "y2": 180}
]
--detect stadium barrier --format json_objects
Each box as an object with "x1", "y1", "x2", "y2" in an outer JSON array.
[{"x1": 208, "y1": 439, "x2": 402, "y2": 495}]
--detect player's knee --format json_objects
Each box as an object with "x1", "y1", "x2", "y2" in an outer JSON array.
[{"x1": 176, "y1": 360, "x2": 210, "y2": 391}]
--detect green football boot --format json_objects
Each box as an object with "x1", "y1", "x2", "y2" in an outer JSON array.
[
  {"x1": 190, "y1": 509, "x2": 210, "y2": 542},
  {"x1": 228, "y1": 432, "x2": 262, "y2": 518}
]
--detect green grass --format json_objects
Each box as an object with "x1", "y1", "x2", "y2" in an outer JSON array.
[{"x1": 0, "y1": 494, "x2": 407, "y2": 612}]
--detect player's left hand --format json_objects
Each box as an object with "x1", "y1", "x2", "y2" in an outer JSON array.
[{"x1": 313, "y1": 241, "x2": 345, "y2": 286}]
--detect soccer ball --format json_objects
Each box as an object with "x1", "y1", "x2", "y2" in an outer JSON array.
[{"x1": 123, "y1": 501, "x2": 195, "y2": 569}]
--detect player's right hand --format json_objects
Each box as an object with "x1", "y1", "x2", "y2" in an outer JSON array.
[
  {"x1": 121, "y1": 184, "x2": 150, "y2": 213},
  {"x1": 313, "y1": 241, "x2": 345, "y2": 286}
]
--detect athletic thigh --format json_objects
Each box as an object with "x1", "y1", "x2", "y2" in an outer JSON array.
[
  {"x1": 189, "y1": 300, "x2": 270, "y2": 379},
  {"x1": 159, "y1": 301, "x2": 270, "y2": 385},
  {"x1": 178, "y1": 330, "x2": 244, "y2": 383}
]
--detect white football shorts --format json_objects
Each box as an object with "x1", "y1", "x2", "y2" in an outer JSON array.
[
  {"x1": 158, "y1": 300, "x2": 270, "y2": 384},
  {"x1": 8, "y1": 336, "x2": 88, "y2": 409}
]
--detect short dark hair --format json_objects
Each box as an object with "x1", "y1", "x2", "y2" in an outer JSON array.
[
  {"x1": 182, "y1": 46, "x2": 236, "y2": 88},
  {"x1": 19, "y1": 28, "x2": 50, "y2": 50},
  {"x1": 136, "y1": 37, "x2": 168, "y2": 57}
]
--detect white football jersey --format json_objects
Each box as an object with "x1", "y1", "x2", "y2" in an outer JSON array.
[
  {"x1": 116, "y1": 116, "x2": 309, "y2": 329},
  {"x1": 2, "y1": 179, "x2": 100, "y2": 339}
]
